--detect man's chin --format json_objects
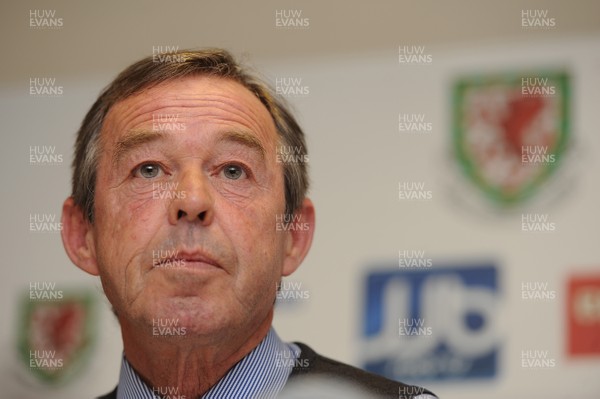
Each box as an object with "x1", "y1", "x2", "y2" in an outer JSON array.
[{"x1": 141, "y1": 297, "x2": 232, "y2": 339}]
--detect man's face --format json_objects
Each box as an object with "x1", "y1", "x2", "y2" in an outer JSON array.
[{"x1": 90, "y1": 76, "x2": 289, "y2": 339}]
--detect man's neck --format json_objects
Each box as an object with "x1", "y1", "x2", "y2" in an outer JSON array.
[{"x1": 119, "y1": 310, "x2": 273, "y2": 398}]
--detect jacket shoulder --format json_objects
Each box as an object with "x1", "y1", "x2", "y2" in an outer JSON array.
[
  {"x1": 288, "y1": 342, "x2": 436, "y2": 399},
  {"x1": 96, "y1": 386, "x2": 117, "y2": 399}
]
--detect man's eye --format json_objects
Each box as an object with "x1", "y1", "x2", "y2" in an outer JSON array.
[
  {"x1": 134, "y1": 163, "x2": 162, "y2": 179},
  {"x1": 222, "y1": 164, "x2": 246, "y2": 180}
]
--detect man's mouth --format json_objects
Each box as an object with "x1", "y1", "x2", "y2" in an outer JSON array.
[{"x1": 152, "y1": 249, "x2": 222, "y2": 271}]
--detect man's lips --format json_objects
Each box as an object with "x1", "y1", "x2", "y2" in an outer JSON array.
[{"x1": 152, "y1": 250, "x2": 222, "y2": 271}]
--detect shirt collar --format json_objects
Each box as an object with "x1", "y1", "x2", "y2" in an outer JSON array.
[{"x1": 116, "y1": 328, "x2": 300, "y2": 399}]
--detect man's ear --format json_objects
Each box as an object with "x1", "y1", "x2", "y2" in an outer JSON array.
[
  {"x1": 61, "y1": 197, "x2": 99, "y2": 276},
  {"x1": 282, "y1": 198, "x2": 315, "y2": 277}
]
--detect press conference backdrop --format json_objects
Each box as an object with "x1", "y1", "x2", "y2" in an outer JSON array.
[{"x1": 1, "y1": 1, "x2": 599, "y2": 398}]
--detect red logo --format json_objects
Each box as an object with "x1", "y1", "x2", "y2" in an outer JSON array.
[{"x1": 567, "y1": 275, "x2": 600, "y2": 356}]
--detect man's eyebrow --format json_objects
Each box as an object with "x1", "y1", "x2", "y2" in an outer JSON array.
[
  {"x1": 112, "y1": 130, "x2": 166, "y2": 166},
  {"x1": 217, "y1": 131, "x2": 266, "y2": 160}
]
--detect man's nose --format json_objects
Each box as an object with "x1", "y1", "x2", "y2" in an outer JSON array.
[{"x1": 167, "y1": 168, "x2": 214, "y2": 226}]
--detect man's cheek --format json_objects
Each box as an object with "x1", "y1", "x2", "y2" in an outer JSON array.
[
  {"x1": 216, "y1": 186, "x2": 257, "y2": 210},
  {"x1": 126, "y1": 196, "x2": 163, "y2": 220},
  {"x1": 95, "y1": 206, "x2": 149, "y2": 270},
  {"x1": 103, "y1": 184, "x2": 163, "y2": 220},
  {"x1": 237, "y1": 210, "x2": 279, "y2": 251}
]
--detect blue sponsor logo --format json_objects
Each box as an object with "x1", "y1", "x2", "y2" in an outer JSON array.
[{"x1": 362, "y1": 264, "x2": 499, "y2": 381}]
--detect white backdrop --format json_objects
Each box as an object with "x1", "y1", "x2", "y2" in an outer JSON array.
[{"x1": 1, "y1": 2, "x2": 599, "y2": 398}]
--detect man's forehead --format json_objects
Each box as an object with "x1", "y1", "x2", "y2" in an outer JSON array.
[{"x1": 102, "y1": 75, "x2": 277, "y2": 146}]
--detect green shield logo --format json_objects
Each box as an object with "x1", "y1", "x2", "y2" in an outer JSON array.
[
  {"x1": 18, "y1": 287, "x2": 96, "y2": 385},
  {"x1": 453, "y1": 71, "x2": 570, "y2": 206}
]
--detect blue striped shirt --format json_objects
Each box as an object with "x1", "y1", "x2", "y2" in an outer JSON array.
[{"x1": 116, "y1": 328, "x2": 300, "y2": 399}]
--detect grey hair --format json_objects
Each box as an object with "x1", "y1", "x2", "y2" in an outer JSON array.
[{"x1": 71, "y1": 48, "x2": 309, "y2": 222}]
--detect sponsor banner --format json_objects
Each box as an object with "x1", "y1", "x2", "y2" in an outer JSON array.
[
  {"x1": 567, "y1": 274, "x2": 600, "y2": 356},
  {"x1": 362, "y1": 263, "x2": 500, "y2": 381},
  {"x1": 452, "y1": 71, "x2": 569, "y2": 207}
]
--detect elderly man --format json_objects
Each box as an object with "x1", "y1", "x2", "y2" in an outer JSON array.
[{"x1": 61, "y1": 49, "x2": 436, "y2": 399}]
